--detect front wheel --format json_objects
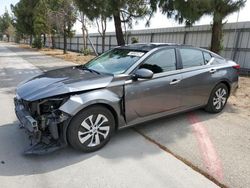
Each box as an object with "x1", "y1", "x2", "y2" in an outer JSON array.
[
  {"x1": 205, "y1": 83, "x2": 229, "y2": 113},
  {"x1": 67, "y1": 106, "x2": 115, "y2": 152}
]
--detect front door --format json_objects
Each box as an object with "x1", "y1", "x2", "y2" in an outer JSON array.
[{"x1": 125, "y1": 48, "x2": 182, "y2": 125}]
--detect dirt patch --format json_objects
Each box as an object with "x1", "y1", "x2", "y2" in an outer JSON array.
[
  {"x1": 229, "y1": 76, "x2": 250, "y2": 116},
  {"x1": 18, "y1": 45, "x2": 95, "y2": 65}
]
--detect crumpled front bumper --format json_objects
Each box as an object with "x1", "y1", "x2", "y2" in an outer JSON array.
[
  {"x1": 14, "y1": 97, "x2": 39, "y2": 134},
  {"x1": 14, "y1": 97, "x2": 67, "y2": 155}
]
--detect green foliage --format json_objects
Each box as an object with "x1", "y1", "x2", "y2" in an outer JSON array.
[
  {"x1": 80, "y1": 47, "x2": 92, "y2": 56},
  {"x1": 33, "y1": 0, "x2": 49, "y2": 35},
  {"x1": 0, "y1": 10, "x2": 14, "y2": 40},
  {"x1": 11, "y1": 0, "x2": 39, "y2": 36},
  {"x1": 75, "y1": 0, "x2": 153, "y2": 46},
  {"x1": 151, "y1": 0, "x2": 246, "y2": 53},
  {"x1": 32, "y1": 36, "x2": 43, "y2": 48},
  {"x1": 11, "y1": 0, "x2": 77, "y2": 52},
  {"x1": 131, "y1": 37, "x2": 139, "y2": 43}
]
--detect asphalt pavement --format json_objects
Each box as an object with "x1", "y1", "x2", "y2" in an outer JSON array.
[{"x1": 0, "y1": 43, "x2": 219, "y2": 188}]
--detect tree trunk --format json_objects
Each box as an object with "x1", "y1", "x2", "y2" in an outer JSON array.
[
  {"x1": 29, "y1": 35, "x2": 33, "y2": 46},
  {"x1": 63, "y1": 31, "x2": 67, "y2": 54},
  {"x1": 43, "y1": 34, "x2": 46, "y2": 47},
  {"x1": 113, "y1": 12, "x2": 125, "y2": 46},
  {"x1": 82, "y1": 28, "x2": 87, "y2": 50},
  {"x1": 51, "y1": 35, "x2": 55, "y2": 49},
  {"x1": 211, "y1": 17, "x2": 223, "y2": 54},
  {"x1": 102, "y1": 34, "x2": 105, "y2": 53},
  {"x1": 63, "y1": 23, "x2": 67, "y2": 54},
  {"x1": 81, "y1": 13, "x2": 87, "y2": 50}
]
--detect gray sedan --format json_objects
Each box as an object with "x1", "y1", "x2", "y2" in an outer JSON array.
[{"x1": 14, "y1": 43, "x2": 239, "y2": 154}]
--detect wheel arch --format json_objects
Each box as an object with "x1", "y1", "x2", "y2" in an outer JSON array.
[
  {"x1": 219, "y1": 80, "x2": 231, "y2": 95},
  {"x1": 60, "y1": 90, "x2": 125, "y2": 145}
]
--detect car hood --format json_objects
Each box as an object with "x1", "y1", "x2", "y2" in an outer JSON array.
[{"x1": 16, "y1": 66, "x2": 114, "y2": 101}]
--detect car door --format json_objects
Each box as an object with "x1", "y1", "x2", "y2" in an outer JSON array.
[
  {"x1": 124, "y1": 48, "x2": 182, "y2": 125},
  {"x1": 177, "y1": 47, "x2": 219, "y2": 108}
]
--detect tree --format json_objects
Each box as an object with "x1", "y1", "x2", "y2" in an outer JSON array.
[
  {"x1": 74, "y1": 0, "x2": 111, "y2": 52},
  {"x1": 79, "y1": 12, "x2": 89, "y2": 50},
  {"x1": 75, "y1": 0, "x2": 152, "y2": 46},
  {"x1": 111, "y1": 0, "x2": 152, "y2": 46},
  {"x1": 33, "y1": 0, "x2": 50, "y2": 47},
  {"x1": 48, "y1": 0, "x2": 77, "y2": 54},
  {"x1": 0, "y1": 10, "x2": 13, "y2": 42},
  {"x1": 11, "y1": 0, "x2": 39, "y2": 45},
  {"x1": 209, "y1": 0, "x2": 246, "y2": 53},
  {"x1": 151, "y1": 0, "x2": 246, "y2": 53}
]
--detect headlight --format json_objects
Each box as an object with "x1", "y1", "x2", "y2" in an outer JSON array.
[
  {"x1": 15, "y1": 93, "x2": 21, "y2": 100},
  {"x1": 38, "y1": 97, "x2": 68, "y2": 115}
]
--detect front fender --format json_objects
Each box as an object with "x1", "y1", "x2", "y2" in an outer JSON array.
[
  {"x1": 59, "y1": 89, "x2": 126, "y2": 144},
  {"x1": 59, "y1": 89, "x2": 122, "y2": 116}
]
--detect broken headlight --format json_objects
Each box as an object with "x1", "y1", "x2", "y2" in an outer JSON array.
[{"x1": 37, "y1": 97, "x2": 68, "y2": 115}]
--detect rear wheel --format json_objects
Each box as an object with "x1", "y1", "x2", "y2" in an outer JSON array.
[
  {"x1": 67, "y1": 106, "x2": 115, "y2": 152},
  {"x1": 205, "y1": 83, "x2": 229, "y2": 113}
]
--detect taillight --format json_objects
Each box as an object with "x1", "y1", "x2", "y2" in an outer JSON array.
[
  {"x1": 233, "y1": 64, "x2": 240, "y2": 74},
  {"x1": 233, "y1": 64, "x2": 240, "y2": 70}
]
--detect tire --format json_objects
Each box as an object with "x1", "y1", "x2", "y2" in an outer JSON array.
[
  {"x1": 67, "y1": 105, "x2": 115, "y2": 152},
  {"x1": 205, "y1": 83, "x2": 229, "y2": 113}
]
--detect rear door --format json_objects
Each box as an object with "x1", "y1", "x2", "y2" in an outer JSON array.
[
  {"x1": 124, "y1": 48, "x2": 182, "y2": 125},
  {"x1": 177, "y1": 47, "x2": 219, "y2": 108}
]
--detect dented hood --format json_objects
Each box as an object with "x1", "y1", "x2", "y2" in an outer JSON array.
[{"x1": 16, "y1": 66, "x2": 114, "y2": 101}]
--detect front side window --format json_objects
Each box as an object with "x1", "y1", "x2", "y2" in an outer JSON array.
[
  {"x1": 180, "y1": 48, "x2": 204, "y2": 68},
  {"x1": 140, "y1": 49, "x2": 176, "y2": 74},
  {"x1": 84, "y1": 49, "x2": 145, "y2": 75}
]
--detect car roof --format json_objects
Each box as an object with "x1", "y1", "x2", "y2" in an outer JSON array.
[
  {"x1": 118, "y1": 43, "x2": 190, "y2": 52},
  {"x1": 117, "y1": 43, "x2": 223, "y2": 58}
]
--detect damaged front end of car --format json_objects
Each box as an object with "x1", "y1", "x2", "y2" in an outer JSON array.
[{"x1": 14, "y1": 94, "x2": 71, "y2": 155}]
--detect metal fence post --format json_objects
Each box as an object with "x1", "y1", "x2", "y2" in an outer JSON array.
[
  {"x1": 96, "y1": 36, "x2": 99, "y2": 54},
  {"x1": 232, "y1": 29, "x2": 242, "y2": 61},
  {"x1": 126, "y1": 33, "x2": 130, "y2": 44},
  {"x1": 150, "y1": 33, "x2": 154, "y2": 42},
  {"x1": 70, "y1": 37, "x2": 72, "y2": 51},
  {"x1": 109, "y1": 35, "x2": 111, "y2": 49},
  {"x1": 77, "y1": 37, "x2": 79, "y2": 52},
  {"x1": 183, "y1": 31, "x2": 187, "y2": 44}
]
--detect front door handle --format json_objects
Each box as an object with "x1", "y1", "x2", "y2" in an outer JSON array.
[
  {"x1": 209, "y1": 69, "x2": 217, "y2": 74},
  {"x1": 170, "y1": 79, "x2": 181, "y2": 85}
]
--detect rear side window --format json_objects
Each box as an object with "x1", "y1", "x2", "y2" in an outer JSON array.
[
  {"x1": 140, "y1": 49, "x2": 176, "y2": 74},
  {"x1": 180, "y1": 48, "x2": 204, "y2": 68},
  {"x1": 203, "y1": 52, "x2": 212, "y2": 64}
]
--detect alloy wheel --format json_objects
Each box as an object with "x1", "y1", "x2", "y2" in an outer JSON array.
[
  {"x1": 78, "y1": 114, "x2": 110, "y2": 147},
  {"x1": 213, "y1": 88, "x2": 227, "y2": 110}
]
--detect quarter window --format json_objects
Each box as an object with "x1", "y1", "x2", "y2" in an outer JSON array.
[
  {"x1": 180, "y1": 48, "x2": 204, "y2": 68},
  {"x1": 140, "y1": 49, "x2": 176, "y2": 74},
  {"x1": 203, "y1": 52, "x2": 212, "y2": 64}
]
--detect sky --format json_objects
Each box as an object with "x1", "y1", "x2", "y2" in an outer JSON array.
[{"x1": 1, "y1": 0, "x2": 250, "y2": 34}]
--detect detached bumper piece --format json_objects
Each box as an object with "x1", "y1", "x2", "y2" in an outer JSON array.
[
  {"x1": 24, "y1": 140, "x2": 64, "y2": 155},
  {"x1": 14, "y1": 98, "x2": 67, "y2": 155}
]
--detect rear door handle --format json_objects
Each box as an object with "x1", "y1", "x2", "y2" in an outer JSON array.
[
  {"x1": 170, "y1": 79, "x2": 181, "y2": 85},
  {"x1": 209, "y1": 69, "x2": 217, "y2": 74}
]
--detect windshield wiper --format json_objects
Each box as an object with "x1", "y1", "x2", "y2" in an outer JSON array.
[{"x1": 80, "y1": 66, "x2": 100, "y2": 74}]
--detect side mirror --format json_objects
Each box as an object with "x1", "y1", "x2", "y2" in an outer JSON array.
[{"x1": 134, "y1": 68, "x2": 153, "y2": 79}]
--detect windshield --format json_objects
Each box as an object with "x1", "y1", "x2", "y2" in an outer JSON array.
[{"x1": 84, "y1": 49, "x2": 145, "y2": 75}]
